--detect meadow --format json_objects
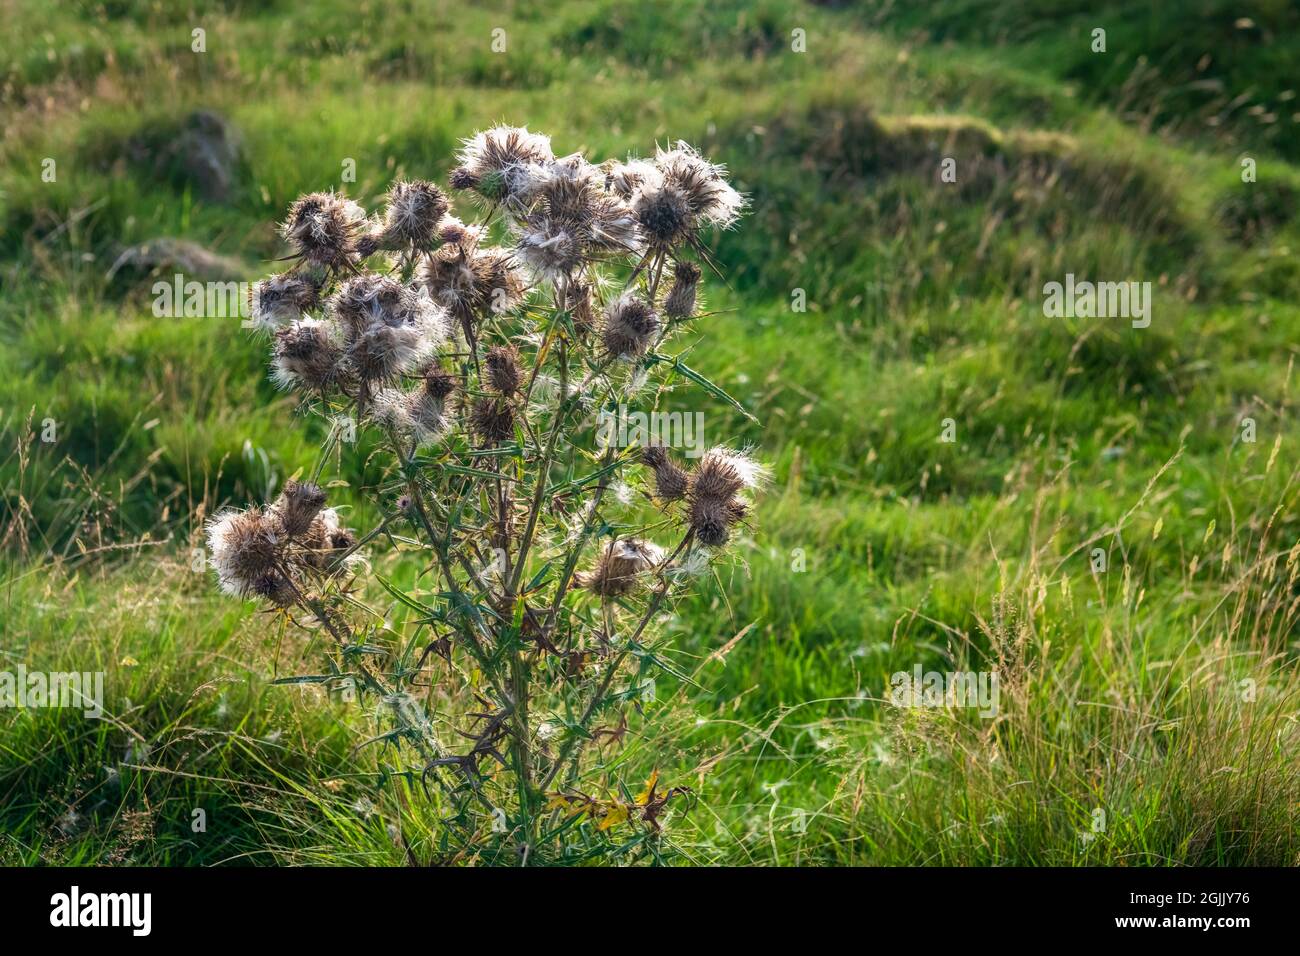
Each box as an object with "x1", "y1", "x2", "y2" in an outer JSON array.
[{"x1": 2, "y1": 0, "x2": 1299, "y2": 865}]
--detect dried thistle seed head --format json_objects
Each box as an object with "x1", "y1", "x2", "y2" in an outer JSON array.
[
  {"x1": 280, "y1": 192, "x2": 367, "y2": 268},
  {"x1": 329, "y1": 273, "x2": 410, "y2": 341},
  {"x1": 355, "y1": 231, "x2": 382, "y2": 259},
  {"x1": 600, "y1": 292, "x2": 660, "y2": 359},
  {"x1": 437, "y1": 216, "x2": 476, "y2": 246},
  {"x1": 406, "y1": 385, "x2": 452, "y2": 445},
  {"x1": 533, "y1": 153, "x2": 605, "y2": 221},
  {"x1": 331, "y1": 275, "x2": 449, "y2": 384},
  {"x1": 684, "y1": 447, "x2": 765, "y2": 546},
  {"x1": 470, "y1": 395, "x2": 516, "y2": 444},
  {"x1": 687, "y1": 495, "x2": 733, "y2": 547},
  {"x1": 605, "y1": 159, "x2": 661, "y2": 200},
  {"x1": 379, "y1": 179, "x2": 451, "y2": 250},
  {"x1": 511, "y1": 154, "x2": 643, "y2": 280},
  {"x1": 251, "y1": 570, "x2": 297, "y2": 607},
  {"x1": 374, "y1": 376, "x2": 452, "y2": 446},
  {"x1": 575, "y1": 538, "x2": 667, "y2": 598},
  {"x1": 698, "y1": 446, "x2": 769, "y2": 491},
  {"x1": 663, "y1": 260, "x2": 702, "y2": 320},
  {"x1": 641, "y1": 444, "x2": 689, "y2": 501},
  {"x1": 298, "y1": 508, "x2": 358, "y2": 570},
  {"x1": 588, "y1": 193, "x2": 643, "y2": 254},
  {"x1": 655, "y1": 141, "x2": 746, "y2": 229},
  {"x1": 418, "y1": 244, "x2": 526, "y2": 331},
  {"x1": 421, "y1": 365, "x2": 459, "y2": 401},
  {"x1": 370, "y1": 386, "x2": 417, "y2": 435},
  {"x1": 206, "y1": 507, "x2": 283, "y2": 599},
  {"x1": 569, "y1": 281, "x2": 596, "y2": 333},
  {"x1": 631, "y1": 179, "x2": 694, "y2": 250},
  {"x1": 271, "y1": 480, "x2": 327, "y2": 537},
  {"x1": 484, "y1": 344, "x2": 523, "y2": 395},
  {"x1": 449, "y1": 166, "x2": 479, "y2": 191},
  {"x1": 452, "y1": 126, "x2": 554, "y2": 207},
  {"x1": 248, "y1": 273, "x2": 320, "y2": 330},
  {"x1": 271, "y1": 318, "x2": 346, "y2": 393},
  {"x1": 515, "y1": 218, "x2": 583, "y2": 280},
  {"x1": 688, "y1": 453, "x2": 745, "y2": 505}
]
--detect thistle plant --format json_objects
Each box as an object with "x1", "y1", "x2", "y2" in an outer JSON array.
[{"x1": 211, "y1": 126, "x2": 762, "y2": 864}]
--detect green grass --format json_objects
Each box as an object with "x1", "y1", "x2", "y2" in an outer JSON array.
[{"x1": 2, "y1": 0, "x2": 1299, "y2": 865}]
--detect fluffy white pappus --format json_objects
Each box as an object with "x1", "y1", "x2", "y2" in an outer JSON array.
[
  {"x1": 270, "y1": 316, "x2": 343, "y2": 392},
  {"x1": 205, "y1": 507, "x2": 279, "y2": 598},
  {"x1": 590, "y1": 197, "x2": 645, "y2": 254},
  {"x1": 347, "y1": 291, "x2": 449, "y2": 383},
  {"x1": 501, "y1": 162, "x2": 552, "y2": 211},
  {"x1": 370, "y1": 387, "x2": 416, "y2": 433},
  {"x1": 458, "y1": 126, "x2": 555, "y2": 175},
  {"x1": 248, "y1": 274, "x2": 313, "y2": 331},
  {"x1": 665, "y1": 547, "x2": 712, "y2": 582},
  {"x1": 606, "y1": 159, "x2": 663, "y2": 200},
  {"x1": 515, "y1": 221, "x2": 581, "y2": 281},
  {"x1": 316, "y1": 507, "x2": 367, "y2": 573},
  {"x1": 610, "y1": 537, "x2": 667, "y2": 567},
  {"x1": 700, "y1": 446, "x2": 770, "y2": 490},
  {"x1": 654, "y1": 140, "x2": 747, "y2": 228}
]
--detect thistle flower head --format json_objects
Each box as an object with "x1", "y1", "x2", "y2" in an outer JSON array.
[
  {"x1": 575, "y1": 537, "x2": 667, "y2": 598},
  {"x1": 437, "y1": 216, "x2": 479, "y2": 247},
  {"x1": 421, "y1": 364, "x2": 460, "y2": 400},
  {"x1": 206, "y1": 507, "x2": 282, "y2": 599},
  {"x1": 627, "y1": 142, "x2": 745, "y2": 252},
  {"x1": 248, "y1": 273, "x2": 320, "y2": 330},
  {"x1": 271, "y1": 317, "x2": 346, "y2": 393},
  {"x1": 654, "y1": 141, "x2": 746, "y2": 228},
  {"x1": 331, "y1": 274, "x2": 449, "y2": 385},
  {"x1": 641, "y1": 444, "x2": 689, "y2": 501},
  {"x1": 600, "y1": 292, "x2": 659, "y2": 360},
  {"x1": 605, "y1": 159, "x2": 662, "y2": 200},
  {"x1": 569, "y1": 281, "x2": 596, "y2": 333},
  {"x1": 631, "y1": 179, "x2": 694, "y2": 250},
  {"x1": 298, "y1": 507, "x2": 359, "y2": 570},
  {"x1": 663, "y1": 260, "x2": 702, "y2": 320},
  {"x1": 515, "y1": 219, "x2": 584, "y2": 281},
  {"x1": 485, "y1": 344, "x2": 523, "y2": 395},
  {"x1": 373, "y1": 372, "x2": 455, "y2": 447},
  {"x1": 280, "y1": 192, "x2": 367, "y2": 268},
  {"x1": 370, "y1": 386, "x2": 417, "y2": 435},
  {"x1": 685, "y1": 446, "x2": 765, "y2": 546},
  {"x1": 376, "y1": 179, "x2": 451, "y2": 251},
  {"x1": 470, "y1": 395, "x2": 516, "y2": 445},
  {"x1": 451, "y1": 126, "x2": 554, "y2": 207},
  {"x1": 699, "y1": 446, "x2": 769, "y2": 490},
  {"x1": 418, "y1": 245, "x2": 526, "y2": 331},
  {"x1": 270, "y1": 480, "x2": 327, "y2": 537}
]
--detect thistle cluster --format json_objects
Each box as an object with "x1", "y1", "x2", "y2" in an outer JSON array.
[
  {"x1": 206, "y1": 481, "x2": 357, "y2": 606},
  {"x1": 215, "y1": 126, "x2": 758, "y2": 863}
]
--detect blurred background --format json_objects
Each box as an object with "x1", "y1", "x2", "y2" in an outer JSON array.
[{"x1": 2, "y1": 1, "x2": 1299, "y2": 865}]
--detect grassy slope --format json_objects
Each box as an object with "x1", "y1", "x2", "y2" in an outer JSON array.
[{"x1": 2, "y1": 0, "x2": 1298, "y2": 864}]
